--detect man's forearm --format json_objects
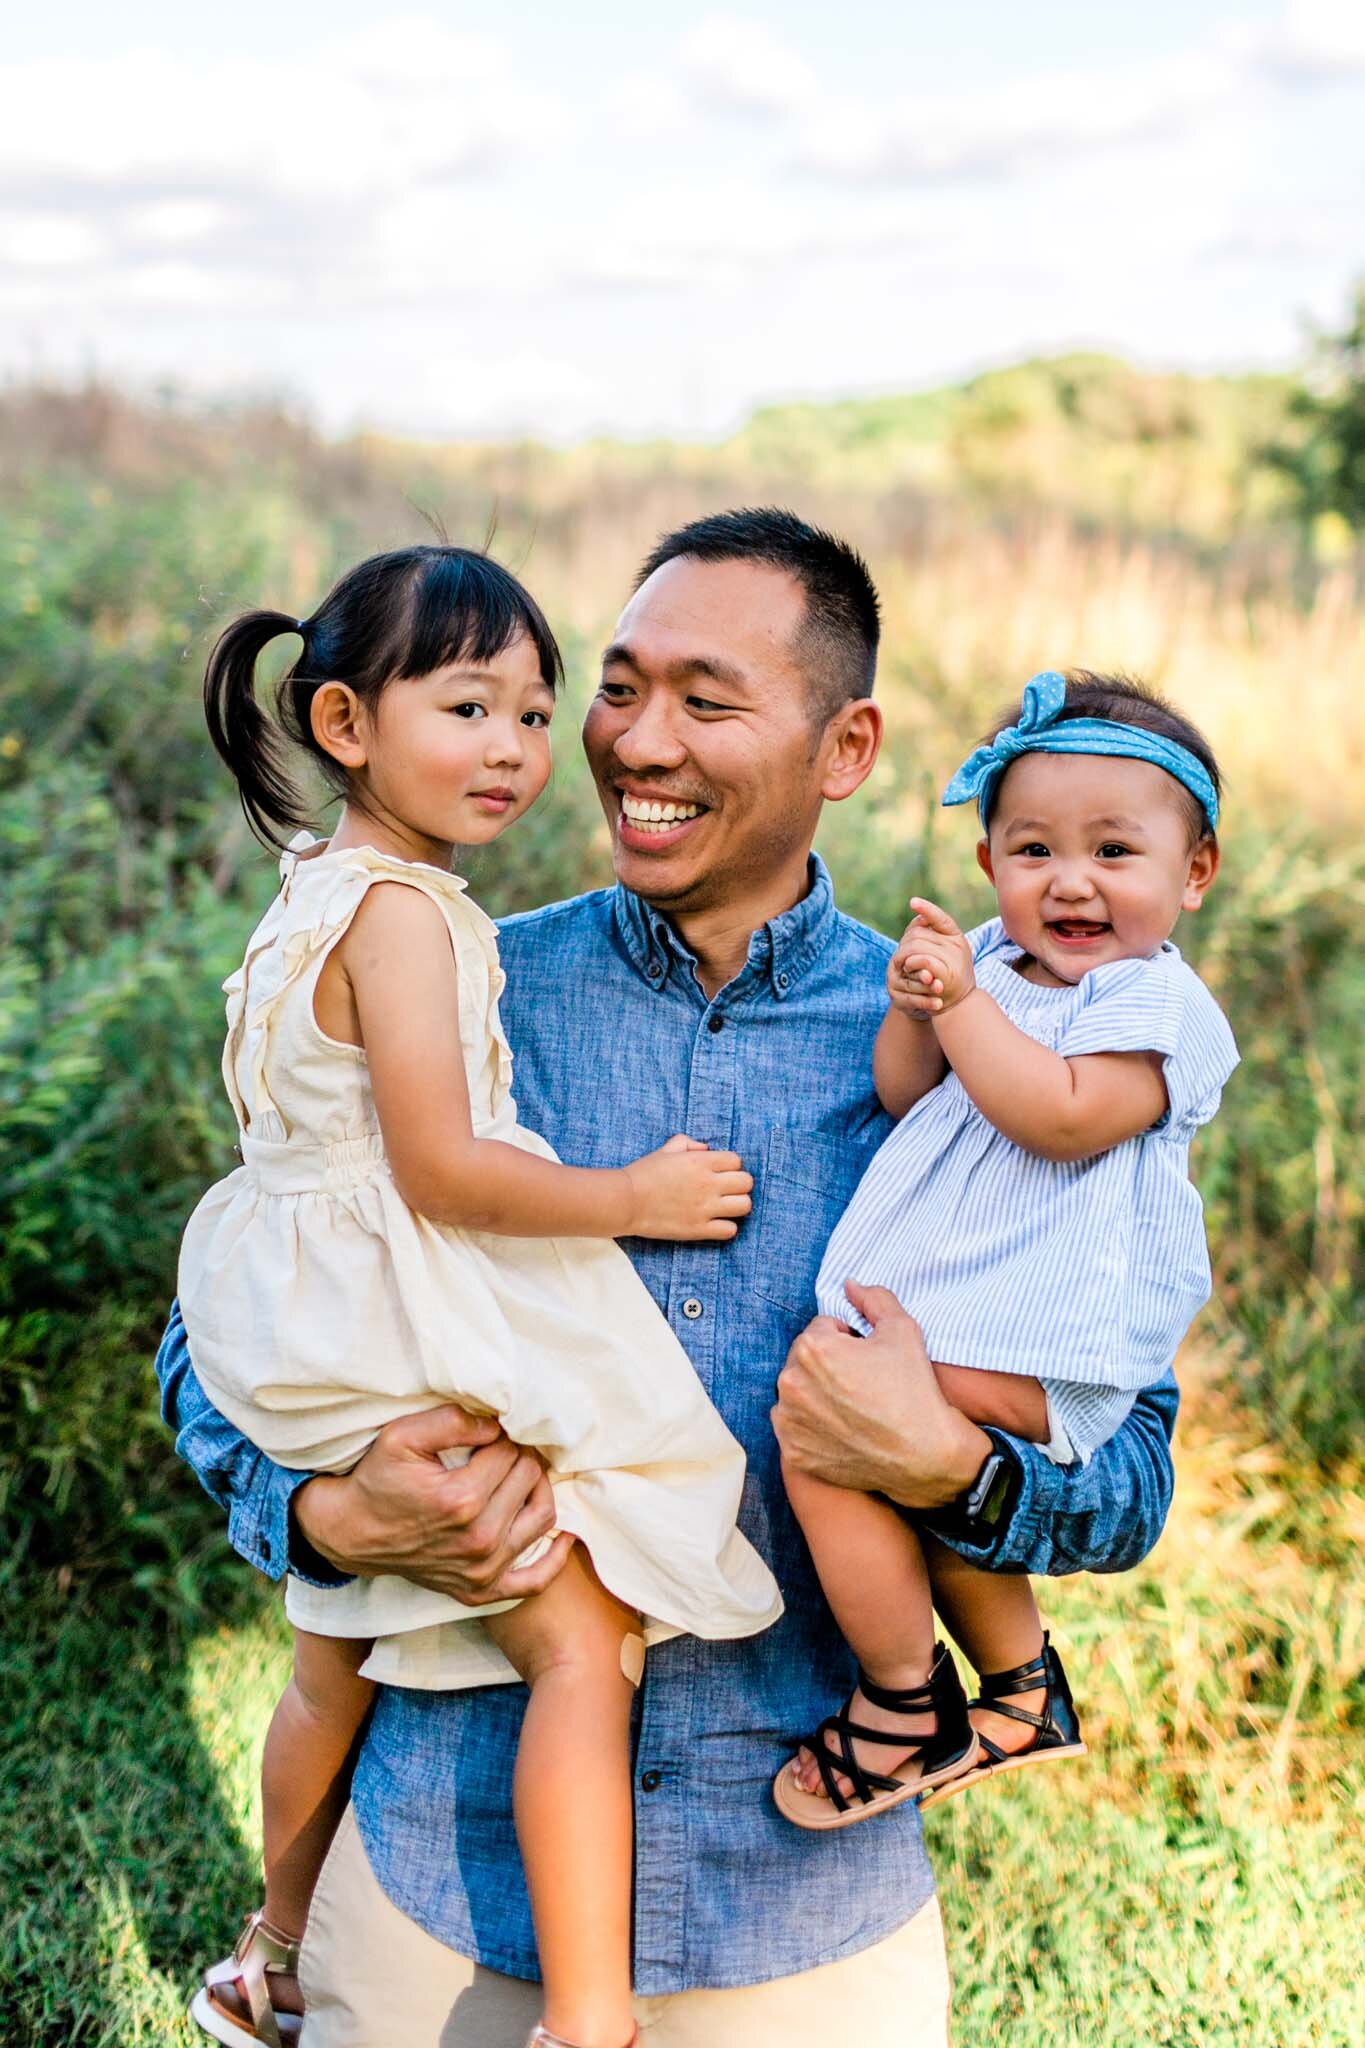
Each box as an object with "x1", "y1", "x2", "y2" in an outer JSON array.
[{"x1": 154, "y1": 1301, "x2": 350, "y2": 1586}]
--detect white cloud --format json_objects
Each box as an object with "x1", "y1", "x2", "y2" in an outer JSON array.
[
  {"x1": 793, "y1": 51, "x2": 1238, "y2": 183},
  {"x1": 679, "y1": 14, "x2": 820, "y2": 118},
  {"x1": 1243, "y1": 0, "x2": 1365, "y2": 80}
]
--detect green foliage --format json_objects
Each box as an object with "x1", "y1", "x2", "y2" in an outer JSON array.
[{"x1": 1265, "y1": 283, "x2": 1365, "y2": 534}]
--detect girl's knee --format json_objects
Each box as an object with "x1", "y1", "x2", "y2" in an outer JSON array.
[{"x1": 291, "y1": 1631, "x2": 375, "y2": 1726}]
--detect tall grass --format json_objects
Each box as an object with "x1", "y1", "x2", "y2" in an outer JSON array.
[{"x1": 0, "y1": 385, "x2": 1360, "y2": 2043}]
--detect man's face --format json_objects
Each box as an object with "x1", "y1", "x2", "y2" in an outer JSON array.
[{"x1": 583, "y1": 556, "x2": 832, "y2": 912}]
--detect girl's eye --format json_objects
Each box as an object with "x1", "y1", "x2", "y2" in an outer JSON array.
[
  {"x1": 1016, "y1": 842, "x2": 1050, "y2": 859},
  {"x1": 1097, "y1": 843, "x2": 1133, "y2": 860},
  {"x1": 450, "y1": 702, "x2": 486, "y2": 720},
  {"x1": 521, "y1": 710, "x2": 551, "y2": 729}
]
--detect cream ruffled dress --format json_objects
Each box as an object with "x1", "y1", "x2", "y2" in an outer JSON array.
[{"x1": 178, "y1": 837, "x2": 782, "y2": 1689}]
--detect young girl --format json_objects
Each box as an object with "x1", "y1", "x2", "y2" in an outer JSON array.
[
  {"x1": 774, "y1": 670, "x2": 1238, "y2": 1828},
  {"x1": 179, "y1": 545, "x2": 782, "y2": 2048}
]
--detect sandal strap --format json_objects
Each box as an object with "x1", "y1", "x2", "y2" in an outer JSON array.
[
  {"x1": 798, "y1": 1644, "x2": 970, "y2": 1814},
  {"x1": 202, "y1": 1911, "x2": 299, "y2": 2048},
  {"x1": 976, "y1": 1633, "x2": 1054, "y2": 1702}
]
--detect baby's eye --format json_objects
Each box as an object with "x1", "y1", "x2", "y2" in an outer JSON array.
[
  {"x1": 1097, "y1": 842, "x2": 1133, "y2": 860},
  {"x1": 450, "y1": 701, "x2": 486, "y2": 720}
]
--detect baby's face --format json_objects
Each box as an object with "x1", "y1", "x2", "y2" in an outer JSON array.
[{"x1": 979, "y1": 752, "x2": 1219, "y2": 985}]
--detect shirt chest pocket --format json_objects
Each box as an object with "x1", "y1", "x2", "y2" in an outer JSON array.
[{"x1": 753, "y1": 1129, "x2": 877, "y2": 1320}]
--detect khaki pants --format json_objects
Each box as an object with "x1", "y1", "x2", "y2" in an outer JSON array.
[{"x1": 299, "y1": 1805, "x2": 951, "y2": 2047}]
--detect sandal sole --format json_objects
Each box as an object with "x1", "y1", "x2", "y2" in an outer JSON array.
[
  {"x1": 918, "y1": 1739, "x2": 1087, "y2": 1811},
  {"x1": 190, "y1": 1986, "x2": 303, "y2": 2048},
  {"x1": 772, "y1": 1733, "x2": 982, "y2": 1831}
]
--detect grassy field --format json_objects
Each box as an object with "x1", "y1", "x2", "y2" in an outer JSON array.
[
  {"x1": 6, "y1": 1359, "x2": 1360, "y2": 2048},
  {"x1": 1, "y1": 373, "x2": 1361, "y2": 2044}
]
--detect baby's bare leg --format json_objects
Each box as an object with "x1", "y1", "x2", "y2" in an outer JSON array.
[
  {"x1": 926, "y1": 1365, "x2": 1050, "y2": 1750},
  {"x1": 782, "y1": 1453, "x2": 940, "y2": 1798},
  {"x1": 484, "y1": 1543, "x2": 641, "y2": 2048},
  {"x1": 261, "y1": 1629, "x2": 376, "y2": 2011}
]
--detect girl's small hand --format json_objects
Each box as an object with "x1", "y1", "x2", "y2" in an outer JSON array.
[
  {"x1": 624, "y1": 1133, "x2": 754, "y2": 1242},
  {"x1": 889, "y1": 898, "x2": 976, "y2": 1015}
]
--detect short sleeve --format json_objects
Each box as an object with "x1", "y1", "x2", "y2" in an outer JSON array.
[
  {"x1": 1059, "y1": 951, "x2": 1237, "y2": 1135},
  {"x1": 967, "y1": 917, "x2": 1012, "y2": 966}
]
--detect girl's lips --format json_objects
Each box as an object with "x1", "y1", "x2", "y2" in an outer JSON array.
[{"x1": 471, "y1": 790, "x2": 515, "y2": 813}]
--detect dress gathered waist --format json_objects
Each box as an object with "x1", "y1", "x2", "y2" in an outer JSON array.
[{"x1": 239, "y1": 1132, "x2": 391, "y2": 1194}]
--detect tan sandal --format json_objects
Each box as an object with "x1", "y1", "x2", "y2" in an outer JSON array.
[
  {"x1": 190, "y1": 1910, "x2": 303, "y2": 2047},
  {"x1": 773, "y1": 1642, "x2": 979, "y2": 1830}
]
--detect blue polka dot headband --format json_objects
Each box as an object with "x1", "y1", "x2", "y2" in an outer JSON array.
[{"x1": 941, "y1": 671, "x2": 1219, "y2": 831}]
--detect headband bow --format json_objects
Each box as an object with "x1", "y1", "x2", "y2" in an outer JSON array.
[{"x1": 941, "y1": 670, "x2": 1219, "y2": 831}]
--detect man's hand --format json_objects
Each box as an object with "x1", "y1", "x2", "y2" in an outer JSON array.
[
  {"x1": 293, "y1": 1405, "x2": 574, "y2": 1604},
  {"x1": 889, "y1": 898, "x2": 976, "y2": 1017},
  {"x1": 772, "y1": 1283, "x2": 990, "y2": 1510}
]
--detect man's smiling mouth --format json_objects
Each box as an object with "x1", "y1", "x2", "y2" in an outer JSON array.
[{"x1": 619, "y1": 792, "x2": 707, "y2": 837}]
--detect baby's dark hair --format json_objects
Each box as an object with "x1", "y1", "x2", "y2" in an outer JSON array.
[
  {"x1": 984, "y1": 670, "x2": 1222, "y2": 843},
  {"x1": 204, "y1": 546, "x2": 563, "y2": 849}
]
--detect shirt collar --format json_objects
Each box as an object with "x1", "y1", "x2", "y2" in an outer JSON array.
[{"x1": 612, "y1": 854, "x2": 836, "y2": 1002}]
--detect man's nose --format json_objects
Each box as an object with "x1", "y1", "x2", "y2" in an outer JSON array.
[{"x1": 611, "y1": 693, "x2": 688, "y2": 771}]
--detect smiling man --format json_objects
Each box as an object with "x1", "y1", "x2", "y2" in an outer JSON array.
[{"x1": 158, "y1": 508, "x2": 1179, "y2": 2048}]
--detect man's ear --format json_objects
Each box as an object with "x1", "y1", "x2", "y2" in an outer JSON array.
[
  {"x1": 976, "y1": 836, "x2": 995, "y2": 885},
  {"x1": 820, "y1": 699, "x2": 882, "y2": 803},
  {"x1": 310, "y1": 683, "x2": 368, "y2": 769},
  {"x1": 1181, "y1": 835, "x2": 1220, "y2": 913}
]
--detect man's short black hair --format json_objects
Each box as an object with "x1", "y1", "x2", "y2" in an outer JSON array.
[
  {"x1": 634, "y1": 507, "x2": 880, "y2": 722},
  {"x1": 984, "y1": 670, "x2": 1222, "y2": 844}
]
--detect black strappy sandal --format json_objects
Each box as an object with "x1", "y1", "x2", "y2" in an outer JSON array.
[
  {"x1": 919, "y1": 1632, "x2": 1086, "y2": 1810},
  {"x1": 773, "y1": 1641, "x2": 980, "y2": 1830}
]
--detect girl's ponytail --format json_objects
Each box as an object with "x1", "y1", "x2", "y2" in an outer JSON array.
[{"x1": 203, "y1": 611, "x2": 310, "y2": 850}]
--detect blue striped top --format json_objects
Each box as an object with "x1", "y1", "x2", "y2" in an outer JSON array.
[{"x1": 816, "y1": 918, "x2": 1239, "y2": 1392}]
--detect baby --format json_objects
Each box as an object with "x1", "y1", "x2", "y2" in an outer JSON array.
[{"x1": 774, "y1": 670, "x2": 1238, "y2": 1827}]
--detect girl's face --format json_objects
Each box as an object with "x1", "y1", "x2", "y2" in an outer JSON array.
[
  {"x1": 316, "y1": 632, "x2": 555, "y2": 864},
  {"x1": 978, "y1": 751, "x2": 1219, "y2": 986}
]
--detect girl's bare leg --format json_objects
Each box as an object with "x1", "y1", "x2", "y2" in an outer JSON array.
[
  {"x1": 925, "y1": 1365, "x2": 1050, "y2": 1749},
  {"x1": 781, "y1": 1456, "x2": 941, "y2": 1801},
  {"x1": 259, "y1": 1630, "x2": 375, "y2": 2015},
  {"x1": 485, "y1": 1543, "x2": 640, "y2": 2048}
]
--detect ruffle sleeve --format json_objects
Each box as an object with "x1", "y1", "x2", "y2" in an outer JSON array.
[{"x1": 1057, "y1": 947, "x2": 1237, "y2": 1136}]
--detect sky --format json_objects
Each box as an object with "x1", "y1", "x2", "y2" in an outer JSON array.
[{"x1": 1, "y1": 0, "x2": 1363, "y2": 441}]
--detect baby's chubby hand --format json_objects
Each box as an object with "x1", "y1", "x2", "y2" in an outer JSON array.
[
  {"x1": 888, "y1": 898, "x2": 976, "y2": 1017},
  {"x1": 624, "y1": 1133, "x2": 754, "y2": 1242}
]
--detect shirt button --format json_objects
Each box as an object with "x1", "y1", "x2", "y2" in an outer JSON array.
[
  {"x1": 260, "y1": 1536, "x2": 272, "y2": 1563},
  {"x1": 640, "y1": 1768, "x2": 663, "y2": 1792},
  {"x1": 776, "y1": 971, "x2": 790, "y2": 991},
  {"x1": 682, "y1": 1298, "x2": 703, "y2": 1320},
  {"x1": 707, "y1": 1013, "x2": 724, "y2": 1033}
]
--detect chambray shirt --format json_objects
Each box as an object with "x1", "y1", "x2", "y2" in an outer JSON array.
[{"x1": 156, "y1": 856, "x2": 1179, "y2": 1993}]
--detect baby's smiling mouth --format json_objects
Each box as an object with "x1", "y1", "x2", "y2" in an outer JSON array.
[{"x1": 1047, "y1": 919, "x2": 1110, "y2": 941}]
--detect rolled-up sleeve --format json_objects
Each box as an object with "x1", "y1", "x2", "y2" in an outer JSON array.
[
  {"x1": 927, "y1": 1374, "x2": 1179, "y2": 1577},
  {"x1": 154, "y1": 1300, "x2": 350, "y2": 1588}
]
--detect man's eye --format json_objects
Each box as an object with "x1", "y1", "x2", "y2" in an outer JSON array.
[
  {"x1": 687, "y1": 696, "x2": 729, "y2": 714},
  {"x1": 598, "y1": 681, "x2": 632, "y2": 699},
  {"x1": 1097, "y1": 843, "x2": 1133, "y2": 860},
  {"x1": 450, "y1": 702, "x2": 485, "y2": 719}
]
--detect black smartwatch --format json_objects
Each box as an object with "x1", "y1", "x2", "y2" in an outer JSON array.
[{"x1": 934, "y1": 1435, "x2": 1021, "y2": 1544}]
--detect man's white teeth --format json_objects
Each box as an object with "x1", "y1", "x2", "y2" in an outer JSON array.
[{"x1": 621, "y1": 795, "x2": 702, "y2": 833}]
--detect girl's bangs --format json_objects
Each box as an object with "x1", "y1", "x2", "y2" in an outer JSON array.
[{"x1": 400, "y1": 553, "x2": 563, "y2": 690}]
